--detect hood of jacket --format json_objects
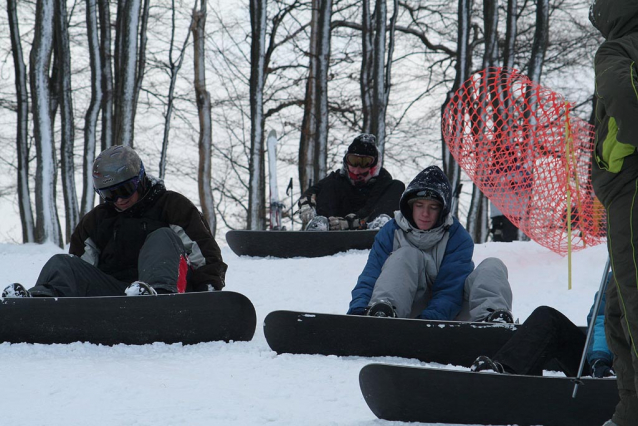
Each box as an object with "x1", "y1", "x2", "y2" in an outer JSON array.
[
  {"x1": 399, "y1": 165, "x2": 452, "y2": 229},
  {"x1": 590, "y1": 0, "x2": 638, "y2": 40}
]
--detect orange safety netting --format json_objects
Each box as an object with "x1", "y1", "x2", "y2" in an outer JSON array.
[{"x1": 441, "y1": 67, "x2": 606, "y2": 255}]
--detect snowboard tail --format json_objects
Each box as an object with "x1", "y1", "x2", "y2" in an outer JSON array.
[
  {"x1": 226, "y1": 230, "x2": 378, "y2": 258},
  {"x1": 359, "y1": 363, "x2": 618, "y2": 426},
  {"x1": 264, "y1": 310, "x2": 519, "y2": 366},
  {"x1": 0, "y1": 291, "x2": 256, "y2": 345}
]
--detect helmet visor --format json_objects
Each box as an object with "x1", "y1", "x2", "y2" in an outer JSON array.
[
  {"x1": 96, "y1": 176, "x2": 141, "y2": 202},
  {"x1": 346, "y1": 154, "x2": 375, "y2": 168}
]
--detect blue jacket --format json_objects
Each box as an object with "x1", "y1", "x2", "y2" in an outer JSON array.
[{"x1": 347, "y1": 216, "x2": 475, "y2": 320}]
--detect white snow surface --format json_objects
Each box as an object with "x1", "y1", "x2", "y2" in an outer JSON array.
[{"x1": 0, "y1": 239, "x2": 610, "y2": 426}]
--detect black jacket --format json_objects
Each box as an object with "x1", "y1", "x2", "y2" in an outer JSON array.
[
  {"x1": 302, "y1": 168, "x2": 404, "y2": 222},
  {"x1": 69, "y1": 179, "x2": 227, "y2": 291}
]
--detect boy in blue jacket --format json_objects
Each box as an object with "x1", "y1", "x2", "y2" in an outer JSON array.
[{"x1": 347, "y1": 165, "x2": 513, "y2": 322}]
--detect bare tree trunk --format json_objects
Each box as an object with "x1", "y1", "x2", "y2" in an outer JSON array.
[
  {"x1": 313, "y1": 0, "x2": 332, "y2": 180},
  {"x1": 360, "y1": 0, "x2": 373, "y2": 133},
  {"x1": 503, "y1": 0, "x2": 517, "y2": 70},
  {"x1": 298, "y1": 1, "x2": 319, "y2": 193},
  {"x1": 467, "y1": 0, "x2": 498, "y2": 242},
  {"x1": 192, "y1": 0, "x2": 217, "y2": 236},
  {"x1": 159, "y1": 0, "x2": 193, "y2": 180},
  {"x1": 30, "y1": 0, "x2": 63, "y2": 246},
  {"x1": 360, "y1": 0, "x2": 397, "y2": 162},
  {"x1": 81, "y1": 0, "x2": 103, "y2": 217},
  {"x1": 248, "y1": 0, "x2": 267, "y2": 230},
  {"x1": 55, "y1": 0, "x2": 80, "y2": 242},
  {"x1": 442, "y1": 0, "x2": 472, "y2": 217},
  {"x1": 131, "y1": 0, "x2": 150, "y2": 141},
  {"x1": 7, "y1": 0, "x2": 36, "y2": 243},
  {"x1": 99, "y1": 0, "x2": 114, "y2": 151},
  {"x1": 113, "y1": 0, "x2": 141, "y2": 147},
  {"x1": 527, "y1": 0, "x2": 549, "y2": 84}
]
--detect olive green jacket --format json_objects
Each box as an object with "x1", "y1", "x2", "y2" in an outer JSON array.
[{"x1": 591, "y1": 0, "x2": 638, "y2": 174}]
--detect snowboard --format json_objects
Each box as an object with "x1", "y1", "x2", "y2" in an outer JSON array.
[
  {"x1": 225, "y1": 229, "x2": 379, "y2": 258},
  {"x1": 264, "y1": 310, "x2": 521, "y2": 366},
  {"x1": 0, "y1": 291, "x2": 257, "y2": 345},
  {"x1": 359, "y1": 363, "x2": 618, "y2": 426}
]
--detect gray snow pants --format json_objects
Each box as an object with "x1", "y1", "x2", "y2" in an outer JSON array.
[
  {"x1": 29, "y1": 228, "x2": 187, "y2": 297},
  {"x1": 369, "y1": 246, "x2": 512, "y2": 321}
]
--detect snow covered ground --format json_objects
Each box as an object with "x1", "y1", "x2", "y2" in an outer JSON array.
[{"x1": 0, "y1": 238, "x2": 610, "y2": 426}]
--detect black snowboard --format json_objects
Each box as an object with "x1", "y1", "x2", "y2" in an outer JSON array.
[
  {"x1": 359, "y1": 363, "x2": 618, "y2": 426},
  {"x1": 264, "y1": 310, "x2": 520, "y2": 366},
  {"x1": 225, "y1": 229, "x2": 378, "y2": 258},
  {"x1": 0, "y1": 291, "x2": 256, "y2": 345}
]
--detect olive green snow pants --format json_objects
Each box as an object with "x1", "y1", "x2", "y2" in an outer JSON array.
[{"x1": 593, "y1": 154, "x2": 638, "y2": 426}]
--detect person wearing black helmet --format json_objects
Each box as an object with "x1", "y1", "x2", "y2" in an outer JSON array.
[
  {"x1": 298, "y1": 133, "x2": 405, "y2": 231},
  {"x1": 347, "y1": 165, "x2": 513, "y2": 323},
  {"x1": 2, "y1": 145, "x2": 227, "y2": 298}
]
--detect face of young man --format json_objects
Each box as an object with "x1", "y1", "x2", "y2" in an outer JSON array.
[
  {"x1": 347, "y1": 164, "x2": 374, "y2": 187},
  {"x1": 412, "y1": 199, "x2": 443, "y2": 230},
  {"x1": 114, "y1": 190, "x2": 141, "y2": 211}
]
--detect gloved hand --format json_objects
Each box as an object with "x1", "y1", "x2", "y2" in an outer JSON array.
[
  {"x1": 348, "y1": 307, "x2": 368, "y2": 316},
  {"x1": 298, "y1": 195, "x2": 317, "y2": 223},
  {"x1": 329, "y1": 216, "x2": 349, "y2": 230},
  {"x1": 329, "y1": 213, "x2": 366, "y2": 231},
  {"x1": 591, "y1": 359, "x2": 615, "y2": 378}
]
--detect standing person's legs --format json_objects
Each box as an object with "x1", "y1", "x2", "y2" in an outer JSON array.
[
  {"x1": 491, "y1": 306, "x2": 586, "y2": 376},
  {"x1": 138, "y1": 228, "x2": 188, "y2": 293},
  {"x1": 30, "y1": 254, "x2": 129, "y2": 297},
  {"x1": 606, "y1": 183, "x2": 638, "y2": 425},
  {"x1": 369, "y1": 246, "x2": 427, "y2": 318},
  {"x1": 456, "y1": 257, "x2": 512, "y2": 322}
]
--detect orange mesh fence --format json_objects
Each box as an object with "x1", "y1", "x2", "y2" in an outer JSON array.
[{"x1": 442, "y1": 67, "x2": 606, "y2": 255}]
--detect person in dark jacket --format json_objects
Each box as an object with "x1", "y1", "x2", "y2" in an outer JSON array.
[
  {"x1": 2, "y1": 145, "x2": 227, "y2": 298},
  {"x1": 590, "y1": 1, "x2": 638, "y2": 424},
  {"x1": 299, "y1": 134, "x2": 405, "y2": 231},
  {"x1": 347, "y1": 165, "x2": 513, "y2": 322},
  {"x1": 471, "y1": 280, "x2": 614, "y2": 379}
]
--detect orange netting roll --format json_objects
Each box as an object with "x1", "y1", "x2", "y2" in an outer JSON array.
[{"x1": 442, "y1": 67, "x2": 606, "y2": 255}]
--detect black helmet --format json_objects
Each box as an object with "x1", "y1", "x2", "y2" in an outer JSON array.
[{"x1": 92, "y1": 146, "x2": 147, "y2": 203}]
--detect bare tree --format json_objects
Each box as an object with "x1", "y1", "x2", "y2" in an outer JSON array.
[
  {"x1": 113, "y1": 0, "x2": 141, "y2": 147},
  {"x1": 248, "y1": 0, "x2": 267, "y2": 230},
  {"x1": 99, "y1": 0, "x2": 114, "y2": 150},
  {"x1": 54, "y1": 0, "x2": 80, "y2": 242},
  {"x1": 299, "y1": 0, "x2": 332, "y2": 191},
  {"x1": 30, "y1": 0, "x2": 63, "y2": 246},
  {"x1": 192, "y1": 0, "x2": 217, "y2": 235},
  {"x1": 442, "y1": 0, "x2": 473, "y2": 217},
  {"x1": 7, "y1": 0, "x2": 36, "y2": 243},
  {"x1": 81, "y1": 0, "x2": 103, "y2": 216},
  {"x1": 527, "y1": 0, "x2": 549, "y2": 83},
  {"x1": 466, "y1": 0, "x2": 498, "y2": 242}
]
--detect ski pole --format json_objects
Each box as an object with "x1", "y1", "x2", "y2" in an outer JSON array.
[
  {"x1": 286, "y1": 178, "x2": 293, "y2": 230},
  {"x1": 572, "y1": 256, "x2": 611, "y2": 398}
]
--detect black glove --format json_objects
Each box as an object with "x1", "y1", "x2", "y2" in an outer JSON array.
[
  {"x1": 591, "y1": 359, "x2": 615, "y2": 378},
  {"x1": 348, "y1": 307, "x2": 368, "y2": 316}
]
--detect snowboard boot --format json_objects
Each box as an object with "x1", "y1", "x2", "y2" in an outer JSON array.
[
  {"x1": 367, "y1": 300, "x2": 397, "y2": 318},
  {"x1": 1, "y1": 283, "x2": 32, "y2": 298},
  {"x1": 305, "y1": 215, "x2": 329, "y2": 232},
  {"x1": 125, "y1": 281, "x2": 158, "y2": 296},
  {"x1": 367, "y1": 214, "x2": 391, "y2": 230},
  {"x1": 602, "y1": 421, "x2": 618, "y2": 426},
  {"x1": 470, "y1": 355, "x2": 505, "y2": 374},
  {"x1": 484, "y1": 309, "x2": 514, "y2": 324}
]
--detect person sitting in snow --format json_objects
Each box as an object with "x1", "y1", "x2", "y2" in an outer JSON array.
[
  {"x1": 347, "y1": 165, "x2": 513, "y2": 323},
  {"x1": 2, "y1": 145, "x2": 227, "y2": 298},
  {"x1": 298, "y1": 133, "x2": 405, "y2": 231},
  {"x1": 471, "y1": 275, "x2": 614, "y2": 379}
]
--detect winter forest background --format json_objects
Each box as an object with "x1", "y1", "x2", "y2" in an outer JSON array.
[{"x1": 0, "y1": 0, "x2": 601, "y2": 247}]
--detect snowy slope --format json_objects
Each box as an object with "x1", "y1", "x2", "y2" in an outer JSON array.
[{"x1": 0, "y1": 239, "x2": 609, "y2": 426}]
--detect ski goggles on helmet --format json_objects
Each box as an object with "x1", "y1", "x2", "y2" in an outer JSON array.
[
  {"x1": 96, "y1": 168, "x2": 144, "y2": 202},
  {"x1": 346, "y1": 154, "x2": 375, "y2": 168}
]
